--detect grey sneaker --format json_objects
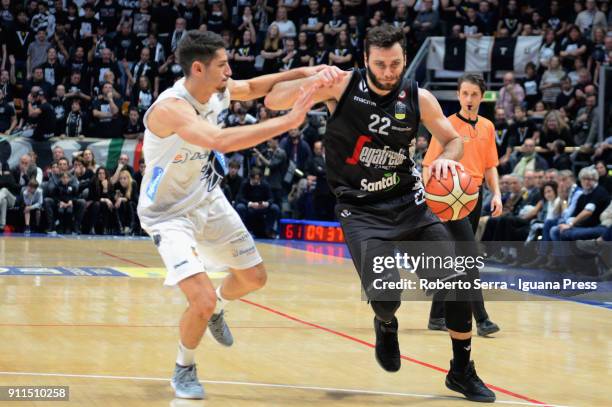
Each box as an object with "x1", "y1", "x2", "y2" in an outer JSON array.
[
  {"x1": 207, "y1": 310, "x2": 234, "y2": 346},
  {"x1": 428, "y1": 317, "x2": 448, "y2": 331},
  {"x1": 171, "y1": 364, "x2": 205, "y2": 399}
]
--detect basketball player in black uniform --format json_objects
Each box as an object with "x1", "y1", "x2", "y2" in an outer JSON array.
[{"x1": 265, "y1": 25, "x2": 495, "y2": 402}]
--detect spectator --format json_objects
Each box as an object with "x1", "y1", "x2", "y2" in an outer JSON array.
[
  {"x1": 0, "y1": 69, "x2": 14, "y2": 103},
  {"x1": 113, "y1": 23, "x2": 139, "y2": 64},
  {"x1": 168, "y1": 17, "x2": 188, "y2": 55},
  {"x1": 252, "y1": 137, "x2": 288, "y2": 208},
  {"x1": 329, "y1": 31, "x2": 354, "y2": 70},
  {"x1": 575, "y1": 0, "x2": 607, "y2": 39},
  {"x1": 413, "y1": 0, "x2": 440, "y2": 44},
  {"x1": 300, "y1": 0, "x2": 325, "y2": 41},
  {"x1": 96, "y1": 0, "x2": 122, "y2": 31},
  {"x1": 19, "y1": 179, "x2": 43, "y2": 234},
  {"x1": 313, "y1": 31, "x2": 330, "y2": 66},
  {"x1": 573, "y1": 93, "x2": 598, "y2": 146},
  {"x1": 0, "y1": 88, "x2": 16, "y2": 135},
  {"x1": 539, "y1": 29, "x2": 559, "y2": 71},
  {"x1": 512, "y1": 138, "x2": 549, "y2": 177},
  {"x1": 260, "y1": 24, "x2": 283, "y2": 74},
  {"x1": 27, "y1": 29, "x2": 51, "y2": 78},
  {"x1": 38, "y1": 47, "x2": 65, "y2": 87},
  {"x1": 82, "y1": 149, "x2": 97, "y2": 172},
  {"x1": 235, "y1": 167, "x2": 280, "y2": 238},
  {"x1": 64, "y1": 99, "x2": 86, "y2": 138},
  {"x1": 547, "y1": 0, "x2": 568, "y2": 38},
  {"x1": 113, "y1": 169, "x2": 138, "y2": 235},
  {"x1": 131, "y1": 76, "x2": 155, "y2": 116},
  {"x1": 232, "y1": 30, "x2": 257, "y2": 80},
  {"x1": 24, "y1": 66, "x2": 53, "y2": 98},
  {"x1": 144, "y1": 32, "x2": 167, "y2": 66},
  {"x1": 507, "y1": 106, "x2": 535, "y2": 147},
  {"x1": 133, "y1": 158, "x2": 146, "y2": 191},
  {"x1": 495, "y1": 72, "x2": 525, "y2": 120},
  {"x1": 497, "y1": 0, "x2": 522, "y2": 37},
  {"x1": 88, "y1": 166, "x2": 115, "y2": 234},
  {"x1": 8, "y1": 10, "x2": 33, "y2": 82},
  {"x1": 123, "y1": 107, "x2": 144, "y2": 139},
  {"x1": 551, "y1": 140, "x2": 573, "y2": 171},
  {"x1": 152, "y1": 0, "x2": 179, "y2": 43},
  {"x1": 65, "y1": 71, "x2": 92, "y2": 104},
  {"x1": 521, "y1": 62, "x2": 540, "y2": 110},
  {"x1": 205, "y1": 0, "x2": 228, "y2": 34},
  {"x1": 555, "y1": 76, "x2": 577, "y2": 115},
  {"x1": 91, "y1": 48, "x2": 121, "y2": 90},
  {"x1": 177, "y1": 0, "x2": 201, "y2": 30},
  {"x1": 281, "y1": 127, "x2": 312, "y2": 180},
  {"x1": 73, "y1": 156, "x2": 93, "y2": 198},
  {"x1": 0, "y1": 160, "x2": 19, "y2": 233},
  {"x1": 50, "y1": 84, "x2": 68, "y2": 136},
  {"x1": 222, "y1": 160, "x2": 243, "y2": 204},
  {"x1": 92, "y1": 82, "x2": 122, "y2": 138},
  {"x1": 273, "y1": 6, "x2": 296, "y2": 39},
  {"x1": 132, "y1": 0, "x2": 153, "y2": 39},
  {"x1": 595, "y1": 160, "x2": 612, "y2": 193},
  {"x1": 559, "y1": 25, "x2": 588, "y2": 71},
  {"x1": 43, "y1": 157, "x2": 83, "y2": 234},
  {"x1": 53, "y1": 172, "x2": 79, "y2": 233},
  {"x1": 307, "y1": 140, "x2": 335, "y2": 220},
  {"x1": 494, "y1": 108, "x2": 514, "y2": 174},
  {"x1": 538, "y1": 110, "x2": 573, "y2": 161},
  {"x1": 540, "y1": 56, "x2": 565, "y2": 106},
  {"x1": 459, "y1": 6, "x2": 485, "y2": 39},
  {"x1": 324, "y1": 1, "x2": 347, "y2": 43},
  {"x1": 27, "y1": 89, "x2": 56, "y2": 141},
  {"x1": 111, "y1": 153, "x2": 135, "y2": 185},
  {"x1": 481, "y1": 173, "x2": 526, "y2": 242}
]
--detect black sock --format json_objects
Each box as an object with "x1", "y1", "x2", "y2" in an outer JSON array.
[{"x1": 451, "y1": 337, "x2": 471, "y2": 372}]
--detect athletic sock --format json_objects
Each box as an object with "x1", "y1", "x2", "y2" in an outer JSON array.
[
  {"x1": 214, "y1": 285, "x2": 229, "y2": 314},
  {"x1": 451, "y1": 337, "x2": 472, "y2": 372},
  {"x1": 176, "y1": 340, "x2": 196, "y2": 367}
]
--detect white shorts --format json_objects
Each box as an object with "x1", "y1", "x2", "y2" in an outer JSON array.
[{"x1": 143, "y1": 190, "x2": 262, "y2": 286}]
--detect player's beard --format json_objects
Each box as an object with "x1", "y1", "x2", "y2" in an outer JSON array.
[{"x1": 365, "y1": 66, "x2": 402, "y2": 91}]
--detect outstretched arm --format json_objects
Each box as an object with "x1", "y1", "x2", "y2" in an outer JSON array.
[
  {"x1": 419, "y1": 88, "x2": 464, "y2": 179},
  {"x1": 147, "y1": 85, "x2": 317, "y2": 153},
  {"x1": 264, "y1": 66, "x2": 350, "y2": 110},
  {"x1": 229, "y1": 65, "x2": 331, "y2": 101}
]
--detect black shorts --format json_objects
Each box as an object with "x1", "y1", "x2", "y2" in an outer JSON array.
[{"x1": 336, "y1": 193, "x2": 462, "y2": 301}]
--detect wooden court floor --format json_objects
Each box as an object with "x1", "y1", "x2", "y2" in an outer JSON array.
[{"x1": 0, "y1": 236, "x2": 610, "y2": 407}]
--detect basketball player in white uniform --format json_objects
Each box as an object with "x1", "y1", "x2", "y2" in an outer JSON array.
[{"x1": 138, "y1": 30, "x2": 342, "y2": 399}]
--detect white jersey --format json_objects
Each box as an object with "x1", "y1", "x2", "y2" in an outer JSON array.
[{"x1": 137, "y1": 78, "x2": 230, "y2": 227}]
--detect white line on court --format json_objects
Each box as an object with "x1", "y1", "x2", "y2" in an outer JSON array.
[{"x1": 0, "y1": 371, "x2": 570, "y2": 407}]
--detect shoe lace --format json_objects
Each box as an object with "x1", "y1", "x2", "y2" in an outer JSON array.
[
  {"x1": 210, "y1": 310, "x2": 227, "y2": 334},
  {"x1": 176, "y1": 365, "x2": 198, "y2": 385}
]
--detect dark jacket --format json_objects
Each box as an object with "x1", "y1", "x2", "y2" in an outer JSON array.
[{"x1": 236, "y1": 180, "x2": 273, "y2": 206}]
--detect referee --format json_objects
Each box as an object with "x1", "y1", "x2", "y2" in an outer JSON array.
[{"x1": 422, "y1": 73, "x2": 503, "y2": 337}]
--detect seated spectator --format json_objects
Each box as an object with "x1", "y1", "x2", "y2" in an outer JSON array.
[
  {"x1": 124, "y1": 107, "x2": 145, "y2": 139},
  {"x1": 306, "y1": 140, "x2": 335, "y2": 220},
  {"x1": 91, "y1": 82, "x2": 122, "y2": 138},
  {"x1": 91, "y1": 48, "x2": 121, "y2": 90},
  {"x1": 273, "y1": 6, "x2": 296, "y2": 39},
  {"x1": 0, "y1": 160, "x2": 19, "y2": 233},
  {"x1": 12, "y1": 154, "x2": 37, "y2": 191},
  {"x1": 595, "y1": 160, "x2": 612, "y2": 194},
  {"x1": 51, "y1": 84, "x2": 69, "y2": 136},
  {"x1": 313, "y1": 31, "x2": 330, "y2": 66},
  {"x1": 329, "y1": 31, "x2": 354, "y2": 70},
  {"x1": 125, "y1": 47, "x2": 159, "y2": 99},
  {"x1": 0, "y1": 69, "x2": 15, "y2": 103},
  {"x1": 64, "y1": 99, "x2": 86, "y2": 137},
  {"x1": 133, "y1": 158, "x2": 146, "y2": 191},
  {"x1": 507, "y1": 106, "x2": 535, "y2": 147},
  {"x1": 131, "y1": 76, "x2": 155, "y2": 116},
  {"x1": 0, "y1": 89, "x2": 17, "y2": 135},
  {"x1": 573, "y1": 93, "x2": 598, "y2": 147},
  {"x1": 19, "y1": 179, "x2": 43, "y2": 234},
  {"x1": 54, "y1": 172, "x2": 78, "y2": 234},
  {"x1": 494, "y1": 108, "x2": 515, "y2": 174},
  {"x1": 222, "y1": 160, "x2": 243, "y2": 204},
  {"x1": 496, "y1": 0, "x2": 522, "y2": 37},
  {"x1": 538, "y1": 110, "x2": 573, "y2": 161},
  {"x1": 88, "y1": 167, "x2": 115, "y2": 234},
  {"x1": 113, "y1": 170, "x2": 139, "y2": 235},
  {"x1": 559, "y1": 25, "x2": 588, "y2": 71},
  {"x1": 495, "y1": 72, "x2": 524, "y2": 121},
  {"x1": 512, "y1": 138, "x2": 548, "y2": 177},
  {"x1": 235, "y1": 168, "x2": 280, "y2": 238},
  {"x1": 73, "y1": 156, "x2": 94, "y2": 198},
  {"x1": 480, "y1": 173, "x2": 526, "y2": 243},
  {"x1": 260, "y1": 24, "x2": 283, "y2": 75},
  {"x1": 288, "y1": 174, "x2": 317, "y2": 220},
  {"x1": 82, "y1": 149, "x2": 98, "y2": 172},
  {"x1": 555, "y1": 76, "x2": 577, "y2": 115},
  {"x1": 539, "y1": 29, "x2": 559, "y2": 71},
  {"x1": 44, "y1": 157, "x2": 84, "y2": 234},
  {"x1": 111, "y1": 154, "x2": 135, "y2": 185},
  {"x1": 551, "y1": 140, "x2": 573, "y2": 171},
  {"x1": 459, "y1": 7, "x2": 485, "y2": 39}
]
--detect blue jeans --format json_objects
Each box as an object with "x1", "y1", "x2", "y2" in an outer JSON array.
[
  {"x1": 536, "y1": 218, "x2": 560, "y2": 256},
  {"x1": 560, "y1": 225, "x2": 608, "y2": 241}
]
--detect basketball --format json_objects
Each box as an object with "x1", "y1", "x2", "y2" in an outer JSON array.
[{"x1": 425, "y1": 168, "x2": 479, "y2": 221}]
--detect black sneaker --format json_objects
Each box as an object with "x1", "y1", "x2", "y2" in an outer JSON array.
[
  {"x1": 477, "y1": 319, "x2": 500, "y2": 337},
  {"x1": 446, "y1": 360, "x2": 496, "y2": 403},
  {"x1": 428, "y1": 317, "x2": 448, "y2": 331},
  {"x1": 373, "y1": 316, "x2": 401, "y2": 372}
]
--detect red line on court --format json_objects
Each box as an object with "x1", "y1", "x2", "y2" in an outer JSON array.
[
  {"x1": 239, "y1": 298, "x2": 549, "y2": 406},
  {"x1": 100, "y1": 251, "x2": 149, "y2": 267}
]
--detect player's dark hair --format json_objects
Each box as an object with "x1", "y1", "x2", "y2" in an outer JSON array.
[
  {"x1": 364, "y1": 24, "x2": 406, "y2": 56},
  {"x1": 457, "y1": 74, "x2": 486, "y2": 95},
  {"x1": 177, "y1": 30, "x2": 226, "y2": 76}
]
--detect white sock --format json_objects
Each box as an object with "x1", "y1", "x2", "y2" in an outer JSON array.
[
  {"x1": 214, "y1": 285, "x2": 229, "y2": 314},
  {"x1": 176, "y1": 340, "x2": 196, "y2": 367}
]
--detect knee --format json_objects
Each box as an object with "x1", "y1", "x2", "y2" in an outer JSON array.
[
  {"x1": 371, "y1": 300, "x2": 400, "y2": 322},
  {"x1": 445, "y1": 300, "x2": 472, "y2": 333},
  {"x1": 245, "y1": 263, "x2": 267, "y2": 290},
  {"x1": 189, "y1": 290, "x2": 217, "y2": 320}
]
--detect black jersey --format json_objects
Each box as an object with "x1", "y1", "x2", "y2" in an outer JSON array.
[{"x1": 324, "y1": 69, "x2": 424, "y2": 205}]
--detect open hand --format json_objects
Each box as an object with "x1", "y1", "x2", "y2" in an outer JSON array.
[{"x1": 430, "y1": 158, "x2": 464, "y2": 180}]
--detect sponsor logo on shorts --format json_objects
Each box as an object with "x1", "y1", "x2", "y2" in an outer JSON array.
[
  {"x1": 231, "y1": 245, "x2": 256, "y2": 257},
  {"x1": 360, "y1": 172, "x2": 400, "y2": 192},
  {"x1": 173, "y1": 260, "x2": 188, "y2": 269},
  {"x1": 230, "y1": 232, "x2": 251, "y2": 244}
]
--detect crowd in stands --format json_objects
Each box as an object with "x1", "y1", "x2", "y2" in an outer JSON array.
[{"x1": 0, "y1": 0, "x2": 611, "y2": 276}]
